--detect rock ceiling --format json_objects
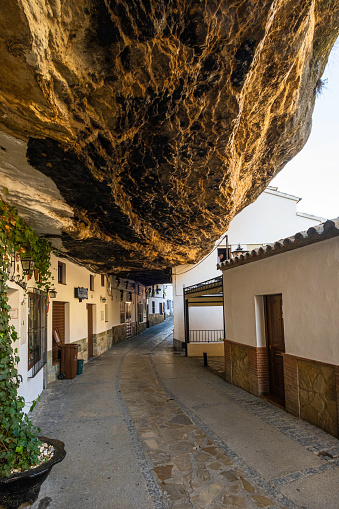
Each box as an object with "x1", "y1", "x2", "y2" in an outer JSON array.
[{"x1": 0, "y1": 1, "x2": 338, "y2": 284}]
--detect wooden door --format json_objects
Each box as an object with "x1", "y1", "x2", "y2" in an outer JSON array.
[
  {"x1": 87, "y1": 304, "x2": 94, "y2": 358},
  {"x1": 52, "y1": 301, "x2": 65, "y2": 365},
  {"x1": 265, "y1": 294, "x2": 285, "y2": 404}
]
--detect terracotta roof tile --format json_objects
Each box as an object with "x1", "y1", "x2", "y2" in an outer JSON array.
[{"x1": 218, "y1": 218, "x2": 339, "y2": 271}]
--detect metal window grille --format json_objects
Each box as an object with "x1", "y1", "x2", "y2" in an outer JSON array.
[{"x1": 28, "y1": 290, "x2": 47, "y2": 378}]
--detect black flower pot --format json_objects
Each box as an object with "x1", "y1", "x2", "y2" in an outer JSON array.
[{"x1": 0, "y1": 437, "x2": 66, "y2": 509}]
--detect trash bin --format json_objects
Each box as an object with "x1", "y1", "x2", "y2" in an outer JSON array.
[
  {"x1": 77, "y1": 359, "x2": 84, "y2": 375},
  {"x1": 59, "y1": 344, "x2": 79, "y2": 379}
]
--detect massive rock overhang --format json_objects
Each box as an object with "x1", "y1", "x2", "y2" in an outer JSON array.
[{"x1": 0, "y1": 1, "x2": 338, "y2": 285}]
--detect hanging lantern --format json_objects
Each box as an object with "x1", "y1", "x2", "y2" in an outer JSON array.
[{"x1": 20, "y1": 257, "x2": 35, "y2": 274}]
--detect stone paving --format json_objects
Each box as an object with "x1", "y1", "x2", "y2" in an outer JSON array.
[
  {"x1": 30, "y1": 319, "x2": 339, "y2": 509},
  {"x1": 120, "y1": 351, "x2": 288, "y2": 508}
]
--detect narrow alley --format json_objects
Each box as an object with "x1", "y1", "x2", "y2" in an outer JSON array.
[{"x1": 31, "y1": 319, "x2": 339, "y2": 509}]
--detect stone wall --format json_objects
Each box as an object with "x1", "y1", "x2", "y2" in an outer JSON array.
[
  {"x1": 225, "y1": 343, "x2": 339, "y2": 438},
  {"x1": 284, "y1": 355, "x2": 339, "y2": 437},
  {"x1": 298, "y1": 359, "x2": 337, "y2": 437},
  {"x1": 149, "y1": 313, "x2": 165, "y2": 327},
  {"x1": 93, "y1": 329, "x2": 113, "y2": 356},
  {"x1": 173, "y1": 338, "x2": 185, "y2": 352},
  {"x1": 112, "y1": 324, "x2": 127, "y2": 344},
  {"x1": 224, "y1": 340, "x2": 268, "y2": 397},
  {"x1": 76, "y1": 336, "x2": 89, "y2": 362},
  {"x1": 46, "y1": 350, "x2": 59, "y2": 384},
  {"x1": 131, "y1": 321, "x2": 147, "y2": 337},
  {"x1": 231, "y1": 343, "x2": 250, "y2": 393}
]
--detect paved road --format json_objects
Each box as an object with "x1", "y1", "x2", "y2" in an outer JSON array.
[{"x1": 31, "y1": 318, "x2": 339, "y2": 509}]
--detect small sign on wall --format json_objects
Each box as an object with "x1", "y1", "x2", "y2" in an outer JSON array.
[
  {"x1": 9, "y1": 308, "x2": 18, "y2": 319},
  {"x1": 74, "y1": 287, "x2": 88, "y2": 302}
]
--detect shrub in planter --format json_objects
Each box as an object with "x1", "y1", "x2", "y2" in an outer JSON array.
[{"x1": 0, "y1": 199, "x2": 65, "y2": 507}]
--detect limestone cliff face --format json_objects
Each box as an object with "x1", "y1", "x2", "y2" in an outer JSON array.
[{"x1": 0, "y1": 1, "x2": 338, "y2": 282}]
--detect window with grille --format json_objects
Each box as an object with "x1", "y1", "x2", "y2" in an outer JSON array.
[
  {"x1": 28, "y1": 291, "x2": 47, "y2": 377},
  {"x1": 152, "y1": 301, "x2": 155, "y2": 314},
  {"x1": 120, "y1": 301, "x2": 125, "y2": 324}
]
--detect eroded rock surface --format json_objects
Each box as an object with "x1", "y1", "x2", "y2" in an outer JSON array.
[{"x1": 0, "y1": 1, "x2": 338, "y2": 282}]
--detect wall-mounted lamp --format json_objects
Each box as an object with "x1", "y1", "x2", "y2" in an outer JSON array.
[
  {"x1": 21, "y1": 257, "x2": 35, "y2": 274},
  {"x1": 100, "y1": 296, "x2": 107, "y2": 303},
  {"x1": 49, "y1": 289, "x2": 57, "y2": 299}
]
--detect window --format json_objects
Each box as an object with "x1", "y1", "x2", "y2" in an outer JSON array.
[
  {"x1": 58, "y1": 262, "x2": 66, "y2": 284},
  {"x1": 167, "y1": 299, "x2": 170, "y2": 310},
  {"x1": 105, "y1": 304, "x2": 108, "y2": 322},
  {"x1": 138, "y1": 303, "x2": 143, "y2": 323},
  {"x1": 101, "y1": 274, "x2": 105, "y2": 287},
  {"x1": 217, "y1": 248, "x2": 231, "y2": 264},
  {"x1": 120, "y1": 301, "x2": 125, "y2": 324},
  {"x1": 90, "y1": 275, "x2": 94, "y2": 291},
  {"x1": 159, "y1": 303, "x2": 163, "y2": 314},
  {"x1": 28, "y1": 291, "x2": 47, "y2": 377},
  {"x1": 152, "y1": 301, "x2": 155, "y2": 314}
]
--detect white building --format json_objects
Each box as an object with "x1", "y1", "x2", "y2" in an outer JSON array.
[
  {"x1": 7, "y1": 252, "x2": 150, "y2": 410},
  {"x1": 146, "y1": 283, "x2": 173, "y2": 326},
  {"x1": 173, "y1": 187, "x2": 324, "y2": 352},
  {"x1": 219, "y1": 218, "x2": 339, "y2": 438}
]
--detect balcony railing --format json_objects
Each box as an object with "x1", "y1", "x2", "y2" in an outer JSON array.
[
  {"x1": 189, "y1": 330, "x2": 224, "y2": 343},
  {"x1": 184, "y1": 275, "x2": 223, "y2": 295}
]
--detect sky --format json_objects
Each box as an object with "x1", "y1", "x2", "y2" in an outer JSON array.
[{"x1": 270, "y1": 41, "x2": 339, "y2": 220}]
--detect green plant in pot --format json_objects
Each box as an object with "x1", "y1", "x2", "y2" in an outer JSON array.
[{"x1": 0, "y1": 199, "x2": 66, "y2": 508}]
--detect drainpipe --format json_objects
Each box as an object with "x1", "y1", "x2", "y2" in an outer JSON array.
[{"x1": 183, "y1": 285, "x2": 189, "y2": 357}]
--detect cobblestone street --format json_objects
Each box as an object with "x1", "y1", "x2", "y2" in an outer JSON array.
[{"x1": 31, "y1": 319, "x2": 339, "y2": 509}]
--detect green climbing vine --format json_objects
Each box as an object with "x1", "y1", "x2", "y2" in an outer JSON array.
[{"x1": 0, "y1": 198, "x2": 53, "y2": 477}]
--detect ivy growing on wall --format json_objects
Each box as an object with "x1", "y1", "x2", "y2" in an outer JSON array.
[
  {"x1": 0, "y1": 198, "x2": 53, "y2": 477},
  {"x1": 0, "y1": 199, "x2": 52, "y2": 292}
]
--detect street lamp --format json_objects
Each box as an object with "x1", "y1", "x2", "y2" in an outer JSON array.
[
  {"x1": 49, "y1": 289, "x2": 57, "y2": 299},
  {"x1": 20, "y1": 257, "x2": 35, "y2": 274},
  {"x1": 232, "y1": 244, "x2": 246, "y2": 257}
]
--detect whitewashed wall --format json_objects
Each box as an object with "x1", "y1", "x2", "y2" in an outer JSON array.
[
  {"x1": 173, "y1": 188, "x2": 324, "y2": 343},
  {"x1": 7, "y1": 281, "x2": 44, "y2": 411},
  {"x1": 222, "y1": 237, "x2": 339, "y2": 365},
  {"x1": 11, "y1": 253, "x2": 147, "y2": 410}
]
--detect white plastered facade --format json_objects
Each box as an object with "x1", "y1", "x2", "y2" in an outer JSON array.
[
  {"x1": 173, "y1": 188, "x2": 324, "y2": 345},
  {"x1": 222, "y1": 237, "x2": 339, "y2": 365}
]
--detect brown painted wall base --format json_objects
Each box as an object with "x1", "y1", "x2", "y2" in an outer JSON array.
[{"x1": 224, "y1": 340, "x2": 339, "y2": 438}]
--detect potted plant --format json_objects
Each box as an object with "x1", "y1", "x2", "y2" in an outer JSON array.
[{"x1": 0, "y1": 198, "x2": 66, "y2": 508}]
